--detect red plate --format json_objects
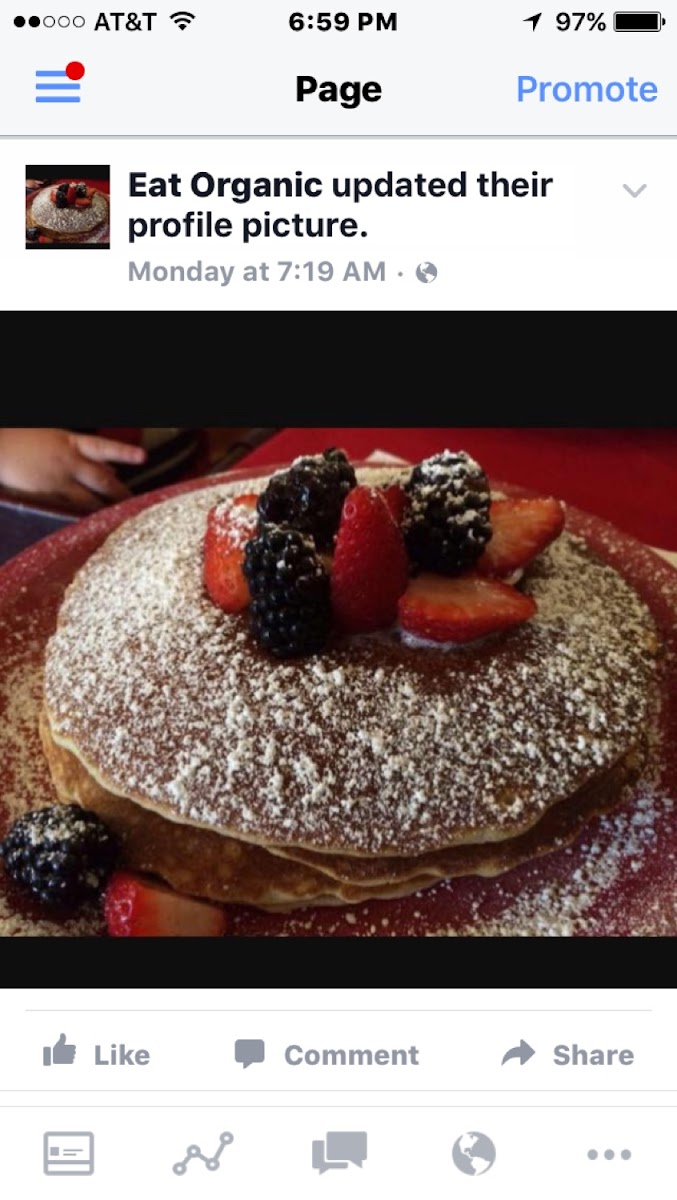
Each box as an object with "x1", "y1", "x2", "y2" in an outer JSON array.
[{"x1": 0, "y1": 467, "x2": 675, "y2": 938}]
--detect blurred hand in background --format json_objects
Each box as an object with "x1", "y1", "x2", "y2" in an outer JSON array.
[{"x1": 0, "y1": 428, "x2": 147, "y2": 512}]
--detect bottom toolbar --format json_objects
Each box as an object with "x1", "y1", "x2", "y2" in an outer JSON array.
[{"x1": 0, "y1": 1104, "x2": 658, "y2": 1198}]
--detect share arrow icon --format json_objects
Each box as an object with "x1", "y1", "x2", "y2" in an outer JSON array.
[
  {"x1": 501, "y1": 1040, "x2": 536, "y2": 1066},
  {"x1": 524, "y1": 12, "x2": 542, "y2": 29}
]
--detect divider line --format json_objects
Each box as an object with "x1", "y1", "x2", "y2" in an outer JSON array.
[
  {"x1": 0, "y1": 1088, "x2": 673, "y2": 1093},
  {"x1": 2, "y1": 134, "x2": 677, "y2": 140},
  {"x1": 25, "y1": 1008, "x2": 652, "y2": 1013},
  {"x1": 1, "y1": 1103, "x2": 676, "y2": 1109}
]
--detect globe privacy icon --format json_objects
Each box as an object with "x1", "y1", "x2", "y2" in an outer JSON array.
[{"x1": 416, "y1": 262, "x2": 438, "y2": 283}]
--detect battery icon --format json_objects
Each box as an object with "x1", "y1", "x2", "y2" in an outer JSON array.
[{"x1": 613, "y1": 11, "x2": 665, "y2": 29}]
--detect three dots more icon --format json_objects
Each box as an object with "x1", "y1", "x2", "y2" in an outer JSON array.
[
  {"x1": 173, "y1": 1131, "x2": 234, "y2": 1176},
  {"x1": 588, "y1": 1148, "x2": 632, "y2": 1161}
]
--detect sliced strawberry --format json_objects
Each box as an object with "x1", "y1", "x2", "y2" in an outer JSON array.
[
  {"x1": 331, "y1": 486, "x2": 409, "y2": 633},
  {"x1": 203, "y1": 493, "x2": 258, "y2": 613},
  {"x1": 381, "y1": 483, "x2": 410, "y2": 527},
  {"x1": 74, "y1": 197, "x2": 92, "y2": 208},
  {"x1": 398, "y1": 573, "x2": 536, "y2": 643},
  {"x1": 105, "y1": 871, "x2": 228, "y2": 938},
  {"x1": 478, "y1": 497, "x2": 565, "y2": 577},
  {"x1": 66, "y1": 183, "x2": 77, "y2": 204},
  {"x1": 50, "y1": 189, "x2": 57, "y2": 203}
]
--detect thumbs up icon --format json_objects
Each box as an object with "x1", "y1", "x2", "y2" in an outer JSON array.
[{"x1": 43, "y1": 1034, "x2": 77, "y2": 1066}]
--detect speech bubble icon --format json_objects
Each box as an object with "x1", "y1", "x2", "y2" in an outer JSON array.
[
  {"x1": 326, "y1": 1131, "x2": 368, "y2": 1168},
  {"x1": 234, "y1": 1038, "x2": 265, "y2": 1068}
]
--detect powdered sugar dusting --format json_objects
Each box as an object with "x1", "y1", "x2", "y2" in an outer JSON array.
[
  {"x1": 431, "y1": 711, "x2": 676, "y2": 937},
  {"x1": 31, "y1": 186, "x2": 107, "y2": 236},
  {"x1": 44, "y1": 469, "x2": 658, "y2": 857},
  {"x1": 210, "y1": 494, "x2": 258, "y2": 550},
  {"x1": 233, "y1": 706, "x2": 676, "y2": 938}
]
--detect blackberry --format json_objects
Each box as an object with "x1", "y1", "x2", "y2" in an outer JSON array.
[
  {"x1": 0, "y1": 805, "x2": 119, "y2": 907},
  {"x1": 55, "y1": 193, "x2": 68, "y2": 209},
  {"x1": 243, "y1": 524, "x2": 331, "y2": 658},
  {"x1": 322, "y1": 447, "x2": 357, "y2": 489},
  {"x1": 404, "y1": 450, "x2": 492, "y2": 575},
  {"x1": 256, "y1": 448, "x2": 356, "y2": 549},
  {"x1": 26, "y1": 228, "x2": 39, "y2": 241}
]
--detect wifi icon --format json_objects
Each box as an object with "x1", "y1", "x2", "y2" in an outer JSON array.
[{"x1": 170, "y1": 10, "x2": 196, "y2": 29}]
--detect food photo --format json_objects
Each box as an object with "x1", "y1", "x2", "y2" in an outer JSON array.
[
  {"x1": 0, "y1": 427, "x2": 675, "y2": 937},
  {"x1": 26, "y1": 164, "x2": 110, "y2": 248}
]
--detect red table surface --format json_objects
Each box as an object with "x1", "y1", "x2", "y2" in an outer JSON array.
[{"x1": 242, "y1": 428, "x2": 677, "y2": 551}]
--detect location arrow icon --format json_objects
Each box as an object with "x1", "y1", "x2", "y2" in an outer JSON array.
[
  {"x1": 501, "y1": 1040, "x2": 536, "y2": 1066},
  {"x1": 524, "y1": 12, "x2": 542, "y2": 29}
]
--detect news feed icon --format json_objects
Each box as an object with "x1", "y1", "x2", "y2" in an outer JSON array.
[
  {"x1": 44, "y1": 1132, "x2": 94, "y2": 1176},
  {"x1": 26, "y1": 164, "x2": 110, "y2": 248}
]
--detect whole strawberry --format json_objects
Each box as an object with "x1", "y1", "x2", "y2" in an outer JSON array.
[{"x1": 331, "y1": 486, "x2": 409, "y2": 633}]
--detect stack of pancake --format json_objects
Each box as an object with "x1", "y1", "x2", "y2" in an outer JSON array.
[
  {"x1": 29, "y1": 185, "x2": 108, "y2": 243},
  {"x1": 41, "y1": 469, "x2": 658, "y2": 909}
]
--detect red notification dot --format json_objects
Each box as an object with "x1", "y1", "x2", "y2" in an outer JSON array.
[{"x1": 65, "y1": 61, "x2": 85, "y2": 80}]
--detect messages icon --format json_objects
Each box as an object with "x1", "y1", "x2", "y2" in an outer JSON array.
[{"x1": 312, "y1": 1131, "x2": 368, "y2": 1174}]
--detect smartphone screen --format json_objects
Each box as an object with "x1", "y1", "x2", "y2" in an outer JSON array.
[{"x1": 0, "y1": 1, "x2": 674, "y2": 309}]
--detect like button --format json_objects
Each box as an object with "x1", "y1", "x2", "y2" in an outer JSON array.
[{"x1": 43, "y1": 1033, "x2": 76, "y2": 1066}]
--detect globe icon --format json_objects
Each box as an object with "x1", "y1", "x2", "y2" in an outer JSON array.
[
  {"x1": 416, "y1": 261, "x2": 438, "y2": 283},
  {"x1": 452, "y1": 1131, "x2": 496, "y2": 1175}
]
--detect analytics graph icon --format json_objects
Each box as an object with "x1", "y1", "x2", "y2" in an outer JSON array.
[{"x1": 172, "y1": 1131, "x2": 234, "y2": 1175}]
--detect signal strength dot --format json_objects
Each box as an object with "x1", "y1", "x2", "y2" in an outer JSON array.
[{"x1": 170, "y1": 10, "x2": 196, "y2": 29}]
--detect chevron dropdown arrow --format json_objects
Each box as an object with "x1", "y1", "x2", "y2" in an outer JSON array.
[{"x1": 623, "y1": 184, "x2": 647, "y2": 198}]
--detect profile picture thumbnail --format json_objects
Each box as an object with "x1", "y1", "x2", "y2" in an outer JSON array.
[{"x1": 26, "y1": 165, "x2": 110, "y2": 248}]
